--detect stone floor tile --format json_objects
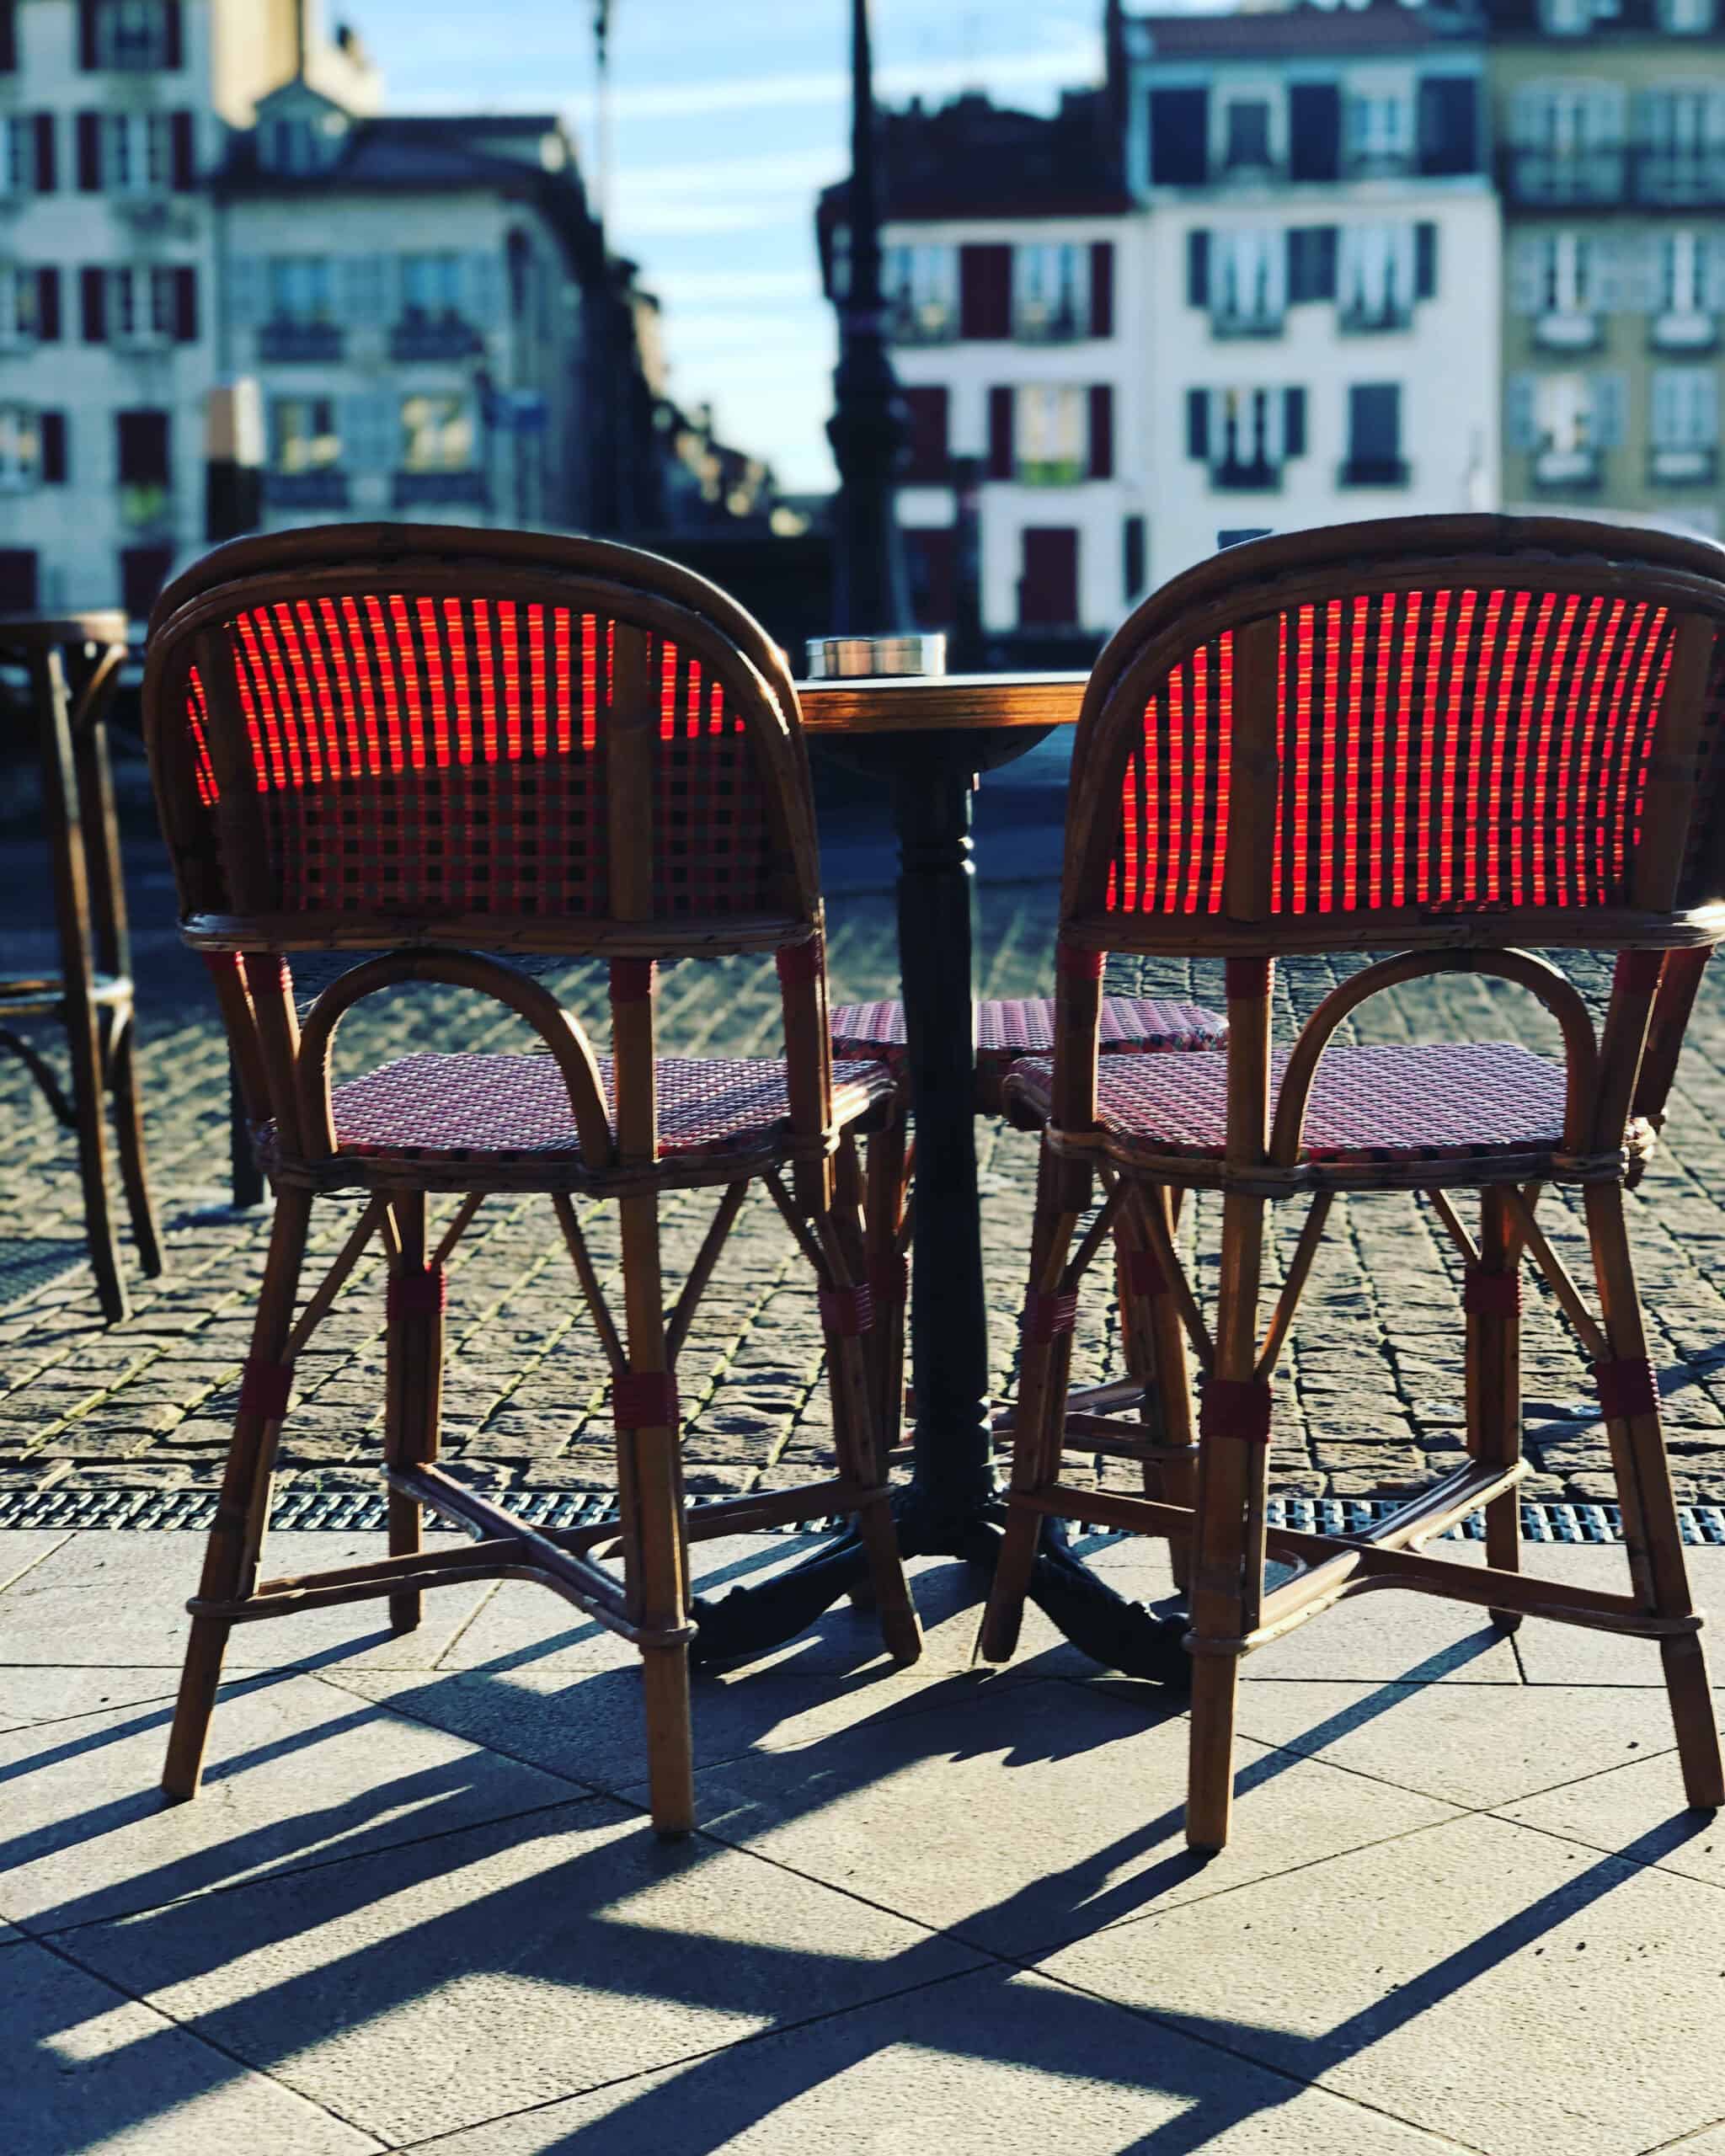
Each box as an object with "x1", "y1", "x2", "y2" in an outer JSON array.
[
  {"x1": 0, "y1": 1670, "x2": 584, "y2": 1932},
  {"x1": 414, "y1": 1963, "x2": 1476, "y2": 2156},
  {"x1": 1232, "y1": 1679, "x2": 1689, "y2": 1809},
  {"x1": 65, "y1": 1795, "x2": 985, "y2": 2148},
  {"x1": 0, "y1": 1530, "x2": 500, "y2": 1671},
  {"x1": 1498, "y1": 1545, "x2": 1725, "y2": 1689},
  {"x1": 0, "y1": 1668, "x2": 180, "y2": 1730},
  {"x1": 0, "y1": 1935, "x2": 373, "y2": 2153},
  {"x1": 0, "y1": 1529, "x2": 70, "y2": 1596},
  {"x1": 1499, "y1": 1750, "x2": 1725, "y2": 1892},
  {"x1": 1037, "y1": 1811, "x2": 1725, "y2": 2156},
  {"x1": 679, "y1": 1676, "x2": 1456, "y2": 1958}
]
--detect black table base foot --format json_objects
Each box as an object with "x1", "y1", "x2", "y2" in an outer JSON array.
[{"x1": 688, "y1": 1487, "x2": 1191, "y2": 1688}]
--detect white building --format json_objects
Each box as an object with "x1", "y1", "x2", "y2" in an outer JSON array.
[{"x1": 1124, "y1": 0, "x2": 1501, "y2": 586}]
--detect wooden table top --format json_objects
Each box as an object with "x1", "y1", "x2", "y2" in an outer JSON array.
[
  {"x1": 794, "y1": 670, "x2": 1087, "y2": 736},
  {"x1": 0, "y1": 610, "x2": 130, "y2": 650}
]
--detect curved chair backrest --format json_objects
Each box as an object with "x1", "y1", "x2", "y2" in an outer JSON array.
[{"x1": 1061, "y1": 514, "x2": 1725, "y2": 955}]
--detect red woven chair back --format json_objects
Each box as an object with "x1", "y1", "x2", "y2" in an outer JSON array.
[
  {"x1": 144, "y1": 525, "x2": 818, "y2": 948},
  {"x1": 1065, "y1": 515, "x2": 1725, "y2": 952}
]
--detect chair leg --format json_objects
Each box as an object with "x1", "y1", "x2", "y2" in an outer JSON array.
[
  {"x1": 979, "y1": 1154, "x2": 1079, "y2": 1665},
  {"x1": 862, "y1": 1114, "x2": 911, "y2": 1466},
  {"x1": 384, "y1": 1192, "x2": 442, "y2": 1636},
  {"x1": 107, "y1": 1005, "x2": 163, "y2": 1278},
  {"x1": 67, "y1": 988, "x2": 126, "y2": 1323},
  {"x1": 1584, "y1": 1182, "x2": 1724, "y2": 1810},
  {"x1": 820, "y1": 1256, "x2": 921, "y2": 1665},
  {"x1": 1470, "y1": 1184, "x2": 1522, "y2": 1630},
  {"x1": 1116, "y1": 1183, "x2": 1196, "y2": 1593},
  {"x1": 616, "y1": 1190, "x2": 696, "y2": 1838},
  {"x1": 1186, "y1": 1190, "x2": 1269, "y2": 1854},
  {"x1": 163, "y1": 1187, "x2": 312, "y2": 1801}
]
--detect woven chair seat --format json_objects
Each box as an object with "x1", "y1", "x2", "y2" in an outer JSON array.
[
  {"x1": 260, "y1": 1049, "x2": 898, "y2": 1182},
  {"x1": 1007, "y1": 1039, "x2": 1652, "y2": 1186},
  {"x1": 829, "y1": 995, "x2": 1226, "y2": 1072}
]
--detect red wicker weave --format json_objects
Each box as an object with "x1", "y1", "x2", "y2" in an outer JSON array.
[
  {"x1": 983, "y1": 514, "x2": 1725, "y2": 1859},
  {"x1": 141, "y1": 524, "x2": 923, "y2": 1839}
]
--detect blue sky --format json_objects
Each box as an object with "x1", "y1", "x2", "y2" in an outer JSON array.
[{"x1": 339, "y1": 0, "x2": 1113, "y2": 490}]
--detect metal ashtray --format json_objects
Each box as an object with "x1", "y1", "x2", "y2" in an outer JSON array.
[{"x1": 804, "y1": 633, "x2": 948, "y2": 680}]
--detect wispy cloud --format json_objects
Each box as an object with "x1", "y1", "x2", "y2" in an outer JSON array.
[{"x1": 621, "y1": 148, "x2": 845, "y2": 201}]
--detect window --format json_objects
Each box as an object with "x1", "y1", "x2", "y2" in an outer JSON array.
[
  {"x1": 1224, "y1": 100, "x2": 1271, "y2": 171},
  {"x1": 1651, "y1": 367, "x2": 1718, "y2": 448},
  {"x1": 102, "y1": 110, "x2": 169, "y2": 194},
  {"x1": 884, "y1": 243, "x2": 957, "y2": 343},
  {"x1": 0, "y1": 552, "x2": 39, "y2": 610},
  {"x1": 266, "y1": 256, "x2": 333, "y2": 325},
  {"x1": 1660, "y1": 0, "x2": 1717, "y2": 28},
  {"x1": 1013, "y1": 243, "x2": 1089, "y2": 340},
  {"x1": 92, "y1": 0, "x2": 175, "y2": 70},
  {"x1": 1345, "y1": 94, "x2": 1411, "y2": 168},
  {"x1": 1287, "y1": 226, "x2": 1338, "y2": 304},
  {"x1": 0, "y1": 115, "x2": 32, "y2": 195},
  {"x1": 1541, "y1": 0, "x2": 1597, "y2": 29},
  {"x1": 400, "y1": 392, "x2": 473, "y2": 472},
  {"x1": 0, "y1": 404, "x2": 41, "y2": 488},
  {"x1": 1149, "y1": 86, "x2": 1209, "y2": 185},
  {"x1": 107, "y1": 264, "x2": 180, "y2": 343},
  {"x1": 270, "y1": 397, "x2": 339, "y2": 473},
  {"x1": 0, "y1": 262, "x2": 40, "y2": 344},
  {"x1": 1211, "y1": 229, "x2": 1284, "y2": 332},
  {"x1": 1338, "y1": 224, "x2": 1418, "y2": 329},
  {"x1": 1343, "y1": 383, "x2": 1406, "y2": 484},
  {"x1": 401, "y1": 253, "x2": 462, "y2": 323},
  {"x1": 1015, "y1": 384, "x2": 1086, "y2": 484},
  {"x1": 261, "y1": 113, "x2": 345, "y2": 175},
  {"x1": 1639, "y1": 88, "x2": 1725, "y2": 157},
  {"x1": 1507, "y1": 370, "x2": 1626, "y2": 477},
  {"x1": 115, "y1": 408, "x2": 169, "y2": 485},
  {"x1": 1186, "y1": 386, "x2": 1305, "y2": 486}
]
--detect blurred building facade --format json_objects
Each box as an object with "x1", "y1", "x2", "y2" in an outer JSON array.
[{"x1": 1489, "y1": 0, "x2": 1725, "y2": 536}]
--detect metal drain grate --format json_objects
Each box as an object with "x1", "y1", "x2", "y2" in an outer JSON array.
[{"x1": 2, "y1": 1486, "x2": 1724, "y2": 1545}]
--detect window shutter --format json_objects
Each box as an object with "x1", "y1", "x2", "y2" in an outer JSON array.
[
  {"x1": 1288, "y1": 227, "x2": 1336, "y2": 304},
  {"x1": 1417, "y1": 76, "x2": 1478, "y2": 177},
  {"x1": 1088, "y1": 240, "x2": 1114, "y2": 338},
  {"x1": 79, "y1": 264, "x2": 105, "y2": 341},
  {"x1": 1695, "y1": 369, "x2": 1720, "y2": 446},
  {"x1": 75, "y1": 112, "x2": 99, "y2": 190},
  {"x1": 1415, "y1": 221, "x2": 1438, "y2": 302},
  {"x1": 40, "y1": 410, "x2": 65, "y2": 483},
  {"x1": 1123, "y1": 514, "x2": 1146, "y2": 601},
  {"x1": 1186, "y1": 228, "x2": 1210, "y2": 309},
  {"x1": 173, "y1": 264, "x2": 196, "y2": 342},
  {"x1": 1507, "y1": 235, "x2": 1546, "y2": 316},
  {"x1": 1148, "y1": 87, "x2": 1209, "y2": 184},
  {"x1": 902, "y1": 384, "x2": 948, "y2": 481},
  {"x1": 1289, "y1": 81, "x2": 1341, "y2": 182},
  {"x1": 987, "y1": 385, "x2": 1014, "y2": 478},
  {"x1": 1651, "y1": 370, "x2": 1681, "y2": 449},
  {"x1": 1186, "y1": 387, "x2": 1210, "y2": 461},
  {"x1": 77, "y1": 0, "x2": 95, "y2": 69},
  {"x1": 117, "y1": 409, "x2": 169, "y2": 486},
  {"x1": 163, "y1": 0, "x2": 183, "y2": 68},
  {"x1": 1087, "y1": 384, "x2": 1114, "y2": 479},
  {"x1": 959, "y1": 244, "x2": 1012, "y2": 339},
  {"x1": 32, "y1": 112, "x2": 53, "y2": 191},
  {"x1": 1706, "y1": 236, "x2": 1725, "y2": 313},
  {"x1": 1591, "y1": 371, "x2": 1627, "y2": 448},
  {"x1": 1283, "y1": 386, "x2": 1307, "y2": 458},
  {"x1": 0, "y1": 2, "x2": 16, "y2": 72},
  {"x1": 1505, "y1": 373, "x2": 1538, "y2": 451},
  {"x1": 35, "y1": 265, "x2": 58, "y2": 340},
  {"x1": 169, "y1": 111, "x2": 194, "y2": 191}
]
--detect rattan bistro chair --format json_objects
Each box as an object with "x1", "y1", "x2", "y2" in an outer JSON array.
[
  {"x1": 142, "y1": 524, "x2": 922, "y2": 1835},
  {"x1": 980, "y1": 513, "x2": 1725, "y2": 1853}
]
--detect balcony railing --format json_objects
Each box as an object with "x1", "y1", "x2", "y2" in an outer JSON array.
[
  {"x1": 1534, "y1": 312, "x2": 1603, "y2": 355},
  {"x1": 1211, "y1": 307, "x2": 1284, "y2": 340},
  {"x1": 887, "y1": 303, "x2": 957, "y2": 346},
  {"x1": 259, "y1": 319, "x2": 344, "y2": 363},
  {"x1": 388, "y1": 317, "x2": 484, "y2": 361},
  {"x1": 1015, "y1": 458, "x2": 1086, "y2": 488},
  {"x1": 266, "y1": 468, "x2": 350, "y2": 508},
  {"x1": 1651, "y1": 445, "x2": 1717, "y2": 485},
  {"x1": 1014, "y1": 307, "x2": 1087, "y2": 344},
  {"x1": 1634, "y1": 151, "x2": 1725, "y2": 207},
  {"x1": 392, "y1": 469, "x2": 489, "y2": 508},
  {"x1": 1338, "y1": 455, "x2": 1410, "y2": 488},
  {"x1": 1532, "y1": 444, "x2": 1600, "y2": 488},
  {"x1": 1210, "y1": 459, "x2": 1281, "y2": 493},
  {"x1": 1500, "y1": 149, "x2": 1626, "y2": 206},
  {"x1": 1651, "y1": 310, "x2": 1719, "y2": 353},
  {"x1": 1339, "y1": 299, "x2": 1414, "y2": 336}
]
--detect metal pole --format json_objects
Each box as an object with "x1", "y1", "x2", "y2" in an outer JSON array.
[{"x1": 826, "y1": 0, "x2": 911, "y2": 634}]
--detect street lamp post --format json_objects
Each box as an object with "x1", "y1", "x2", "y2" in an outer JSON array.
[{"x1": 826, "y1": 0, "x2": 912, "y2": 634}]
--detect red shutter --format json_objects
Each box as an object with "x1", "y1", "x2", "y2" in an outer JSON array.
[
  {"x1": 33, "y1": 112, "x2": 55, "y2": 191},
  {"x1": 77, "y1": 0, "x2": 96, "y2": 68},
  {"x1": 901, "y1": 385, "x2": 948, "y2": 482},
  {"x1": 163, "y1": 0, "x2": 184, "y2": 68},
  {"x1": 170, "y1": 111, "x2": 195, "y2": 190},
  {"x1": 0, "y1": 3, "x2": 16, "y2": 72},
  {"x1": 1018, "y1": 528, "x2": 1079, "y2": 629},
  {"x1": 1089, "y1": 241, "x2": 1114, "y2": 338},
  {"x1": 35, "y1": 266, "x2": 59, "y2": 340},
  {"x1": 987, "y1": 386, "x2": 1015, "y2": 479},
  {"x1": 905, "y1": 526, "x2": 958, "y2": 630},
  {"x1": 173, "y1": 264, "x2": 197, "y2": 342},
  {"x1": 1088, "y1": 385, "x2": 1114, "y2": 480},
  {"x1": 40, "y1": 411, "x2": 66, "y2": 483},
  {"x1": 959, "y1": 243, "x2": 1012, "y2": 339},
  {"x1": 76, "y1": 111, "x2": 99, "y2": 190},
  {"x1": 79, "y1": 264, "x2": 105, "y2": 342}
]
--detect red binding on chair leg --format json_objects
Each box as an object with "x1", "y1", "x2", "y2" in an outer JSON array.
[
  {"x1": 238, "y1": 1357, "x2": 292, "y2": 1422},
  {"x1": 1125, "y1": 1246, "x2": 1167, "y2": 1298},
  {"x1": 819, "y1": 1283, "x2": 875, "y2": 1336},
  {"x1": 609, "y1": 958, "x2": 656, "y2": 1003},
  {"x1": 1595, "y1": 1357, "x2": 1658, "y2": 1422},
  {"x1": 1199, "y1": 1379, "x2": 1273, "y2": 1444},
  {"x1": 776, "y1": 940, "x2": 821, "y2": 987},
  {"x1": 387, "y1": 1266, "x2": 446, "y2": 1319},
  {"x1": 1463, "y1": 1271, "x2": 1520, "y2": 1317},
  {"x1": 1057, "y1": 942, "x2": 1106, "y2": 982},
  {"x1": 868, "y1": 1252, "x2": 909, "y2": 1306},
  {"x1": 613, "y1": 1373, "x2": 680, "y2": 1430},
  {"x1": 1023, "y1": 1288, "x2": 1079, "y2": 1341}
]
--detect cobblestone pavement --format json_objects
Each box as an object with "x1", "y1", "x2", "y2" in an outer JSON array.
[{"x1": 5, "y1": 835, "x2": 1725, "y2": 1508}]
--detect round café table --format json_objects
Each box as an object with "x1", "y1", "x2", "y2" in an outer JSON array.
[{"x1": 689, "y1": 672, "x2": 1188, "y2": 1683}]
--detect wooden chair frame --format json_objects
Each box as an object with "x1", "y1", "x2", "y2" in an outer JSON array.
[
  {"x1": 980, "y1": 513, "x2": 1725, "y2": 1852},
  {"x1": 142, "y1": 525, "x2": 921, "y2": 1835}
]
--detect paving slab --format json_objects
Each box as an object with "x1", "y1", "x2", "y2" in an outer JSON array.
[
  {"x1": 0, "y1": 1670, "x2": 583, "y2": 1932},
  {"x1": 64, "y1": 1795, "x2": 985, "y2": 2148},
  {"x1": 1507, "y1": 1544, "x2": 1725, "y2": 1688},
  {"x1": 681, "y1": 1674, "x2": 1457, "y2": 1959},
  {"x1": 0, "y1": 1668, "x2": 181, "y2": 1730},
  {"x1": 1, "y1": 1933, "x2": 373, "y2": 2153},
  {"x1": 1500, "y1": 1752, "x2": 1725, "y2": 1893},
  {"x1": 1038, "y1": 1810, "x2": 1725, "y2": 2156},
  {"x1": 1232, "y1": 1678, "x2": 1687, "y2": 1809},
  {"x1": 0, "y1": 1529, "x2": 500, "y2": 1670},
  {"x1": 412, "y1": 1962, "x2": 1477, "y2": 2156},
  {"x1": 0, "y1": 1529, "x2": 70, "y2": 1596}
]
